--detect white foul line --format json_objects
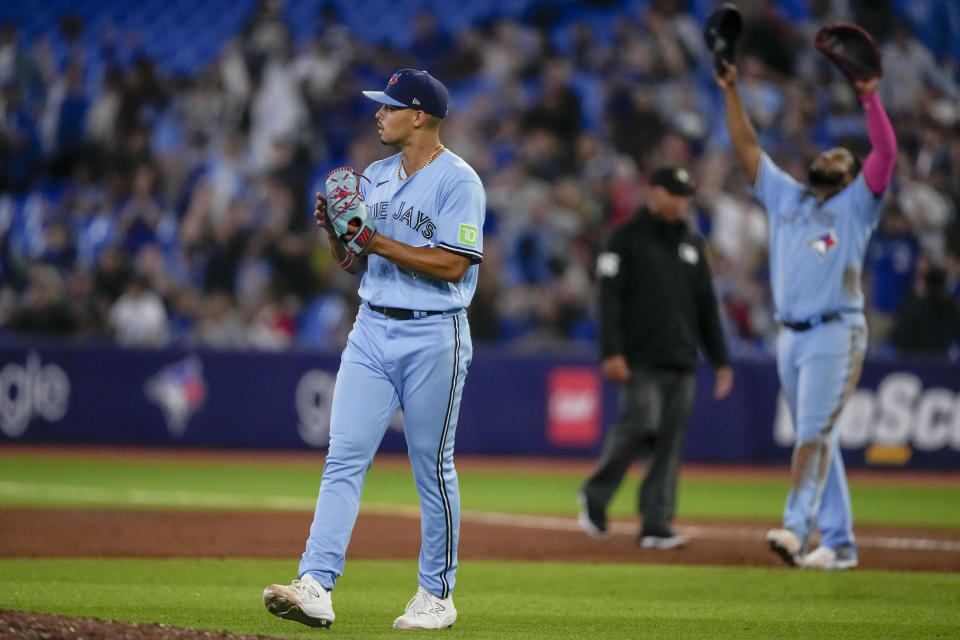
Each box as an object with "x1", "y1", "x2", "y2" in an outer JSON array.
[
  {"x1": 360, "y1": 504, "x2": 960, "y2": 554},
  {"x1": 2, "y1": 481, "x2": 959, "y2": 553}
]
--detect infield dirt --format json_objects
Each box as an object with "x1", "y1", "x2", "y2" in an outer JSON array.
[{"x1": 3, "y1": 506, "x2": 958, "y2": 571}]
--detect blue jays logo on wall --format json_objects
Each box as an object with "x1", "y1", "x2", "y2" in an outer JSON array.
[
  {"x1": 145, "y1": 356, "x2": 207, "y2": 438},
  {"x1": 807, "y1": 229, "x2": 838, "y2": 260}
]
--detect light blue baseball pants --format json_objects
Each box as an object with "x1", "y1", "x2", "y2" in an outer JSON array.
[
  {"x1": 299, "y1": 304, "x2": 472, "y2": 598},
  {"x1": 776, "y1": 315, "x2": 866, "y2": 551}
]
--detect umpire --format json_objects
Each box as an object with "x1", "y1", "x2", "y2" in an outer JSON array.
[{"x1": 578, "y1": 165, "x2": 733, "y2": 549}]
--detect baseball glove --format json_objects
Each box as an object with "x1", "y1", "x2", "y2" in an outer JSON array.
[
  {"x1": 815, "y1": 22, "x2": 882, "y2": 82},
  {"x1": 703, "y1": 3, "x2": 743, "y2": 75},
  {"x1": 325, "y1": 166, "x2": 377, "y2": 256}
]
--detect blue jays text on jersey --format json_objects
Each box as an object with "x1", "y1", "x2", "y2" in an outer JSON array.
[{"x1": 368, "y1": 199, "x2": 437, "y2": 240}]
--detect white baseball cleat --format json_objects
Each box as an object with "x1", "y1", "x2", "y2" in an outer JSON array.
[
  {"x1": 799, "y1": 545, "x2": 858, "y2": 570},
  {"x1": 263, "y1": 573, "x2": 335, "y2": 628},
  {"x1": 766, "y1": 528, "x2": 802, "y2": 566},
  {"x1": 392, "y1": 586, "x2": 457, "y2": 630}
]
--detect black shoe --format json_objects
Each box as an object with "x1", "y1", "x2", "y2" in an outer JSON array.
[{"x1": 576, "y1": 491, "x2": 608, "y2": 539}]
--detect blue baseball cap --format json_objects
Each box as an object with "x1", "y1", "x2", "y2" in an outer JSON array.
[{"x1": 362, "y1": 69, "x2": 449, "y2": 119}]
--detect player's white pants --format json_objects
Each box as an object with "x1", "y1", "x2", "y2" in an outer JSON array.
[
  {"x1": 776, "y1": 315, "x2": 866, "y2": 550},
  {"x1": 299, "y1": 305, "x2": 472, "y2": 598}
]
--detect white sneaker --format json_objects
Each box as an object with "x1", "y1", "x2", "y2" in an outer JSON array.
[
  {"x1": 639, "y1": 532, "x2": 688, "y2": 549},
  {"x1": 766, "y1": 528, "x2": 802, "y2": 566},
  {"x1": 392, "y1": 586, "x2": 457, "y2": 630},
  {"x1": 263, "y1": 573, "x2": 335, "y2": 628},
  {"x1": 800, "y1": 545, "x2": 858, "y2": 570}
]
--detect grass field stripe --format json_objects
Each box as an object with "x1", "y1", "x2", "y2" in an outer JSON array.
[
  {"x1": 0, "y1": 480, "x2": 426, "y2": 514},
  {"x1": 0, "y1": 481, "x2": 317, "y2": 510}
]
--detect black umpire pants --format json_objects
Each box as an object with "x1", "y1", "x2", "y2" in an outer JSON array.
[{"x1": 581, "y1": 365, "x2": 695, "y2": 535}]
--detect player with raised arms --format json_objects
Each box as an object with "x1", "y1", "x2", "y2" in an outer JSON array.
[
  {"x1": 263, "y1": 68, "x2": 485, "y2": 628},
  {"x1": 711, "y1": 14, "x2": 897, "y2": 569}
]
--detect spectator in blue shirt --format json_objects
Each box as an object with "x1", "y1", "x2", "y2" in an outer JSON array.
[{"x1": 867, "y1": 207, "x2": 919, "y2": 346}]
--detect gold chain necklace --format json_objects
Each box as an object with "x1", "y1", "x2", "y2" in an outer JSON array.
[{"x1": 398, "y1": 144, "x2": 445, "y2": 182}]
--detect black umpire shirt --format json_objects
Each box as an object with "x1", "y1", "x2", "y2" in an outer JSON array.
[{"x1": 597, "y1": 207, "x2": 729, "y2": 372}]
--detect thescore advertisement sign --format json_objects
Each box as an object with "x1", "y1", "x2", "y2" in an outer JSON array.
[
  {"x1": 0, "y1": 341, "x2": 957, "y2": 469},
  {"x1": 774, "y1": 371, "x2": 960, "y2": 464}
]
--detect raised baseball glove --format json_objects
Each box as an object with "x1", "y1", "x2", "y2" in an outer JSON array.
[
  {"x1": 325, "y1": 166, "x2": 377, "y2": 256},
  {"x1": 703, "y1": 3, "x2": 743, "y2": 75},
  {"x1": 815, "y1": 22, "x2": 883, "y2": 82}
]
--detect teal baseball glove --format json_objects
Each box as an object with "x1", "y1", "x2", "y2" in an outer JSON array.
[{"x1": 325, "y1": 166, "x2": 377, "y2": 256}]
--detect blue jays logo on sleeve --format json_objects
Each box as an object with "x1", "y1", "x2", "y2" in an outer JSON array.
[{"x1": 807, "y1": 229, "x2": 838, "y2": 260}]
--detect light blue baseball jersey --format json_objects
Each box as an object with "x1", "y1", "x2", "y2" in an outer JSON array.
[
  {"x1": 751, "y1": 153, "x2": 885, "y2": 322},
  {"x1": 357, "y1": 150, "x2": 485, "y2": 310}
]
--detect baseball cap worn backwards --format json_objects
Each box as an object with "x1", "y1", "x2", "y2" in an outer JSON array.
[
  {"x1": 651, "y1": 165, "x2": 696, "y2": 196},
  {"x1": 362, "y1": 69, "x2": 449, "y2": 118}
]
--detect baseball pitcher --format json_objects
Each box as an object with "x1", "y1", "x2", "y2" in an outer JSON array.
[{"x1": 263, "y1": 69, "x2": 485, "y2": 629}]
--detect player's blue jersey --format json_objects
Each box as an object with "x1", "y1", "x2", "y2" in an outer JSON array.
[
  {"x1": 751, "y1": 153, "x2": 884, "y2": 322},
  {"x1": 357, "y1": 149, "x2": 485, "y2": 311}
]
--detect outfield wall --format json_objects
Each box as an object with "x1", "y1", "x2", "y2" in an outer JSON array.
[{"x1": 1, "y1": 340, "x2": 958, "y2": 469}]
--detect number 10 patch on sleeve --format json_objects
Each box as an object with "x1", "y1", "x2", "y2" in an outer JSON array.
[{"x1": 458, "y1": 224, "x2": 479, "y2": 247}]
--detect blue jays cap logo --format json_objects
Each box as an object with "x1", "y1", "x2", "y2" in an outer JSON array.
[{"x1": 807, "y1": 229, "x2": 838, "y2": 260}]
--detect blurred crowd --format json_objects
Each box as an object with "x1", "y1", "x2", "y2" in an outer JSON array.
[{"x1": 1, "y1": 0, "x2": 959, "y2": 359}]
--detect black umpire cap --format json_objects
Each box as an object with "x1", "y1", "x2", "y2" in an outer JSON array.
[
  {"x1": 362, "y1": 69, "x2": 449, "y2": 119},
  {"x1": 650, "y1": 165, "x2": 696, "y2": 196}
]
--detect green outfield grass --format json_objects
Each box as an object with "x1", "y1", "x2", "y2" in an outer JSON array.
[
  {"x1": 1, "y1": 453, "x2": 959, "y2": 529},
  {"x1": 1, "y1": 558, "x2": 958, "y2": 639},
  {"x1": 2, "y1": 451, "x2": 960, "y2": 638}
]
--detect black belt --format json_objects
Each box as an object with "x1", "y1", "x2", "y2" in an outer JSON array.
[
  {"x1": 781, "y1": 312, "x2": 842, "y2": 332},
  {"x1": 367, "y1": 303, "x2": 444, "y2": 320}
]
